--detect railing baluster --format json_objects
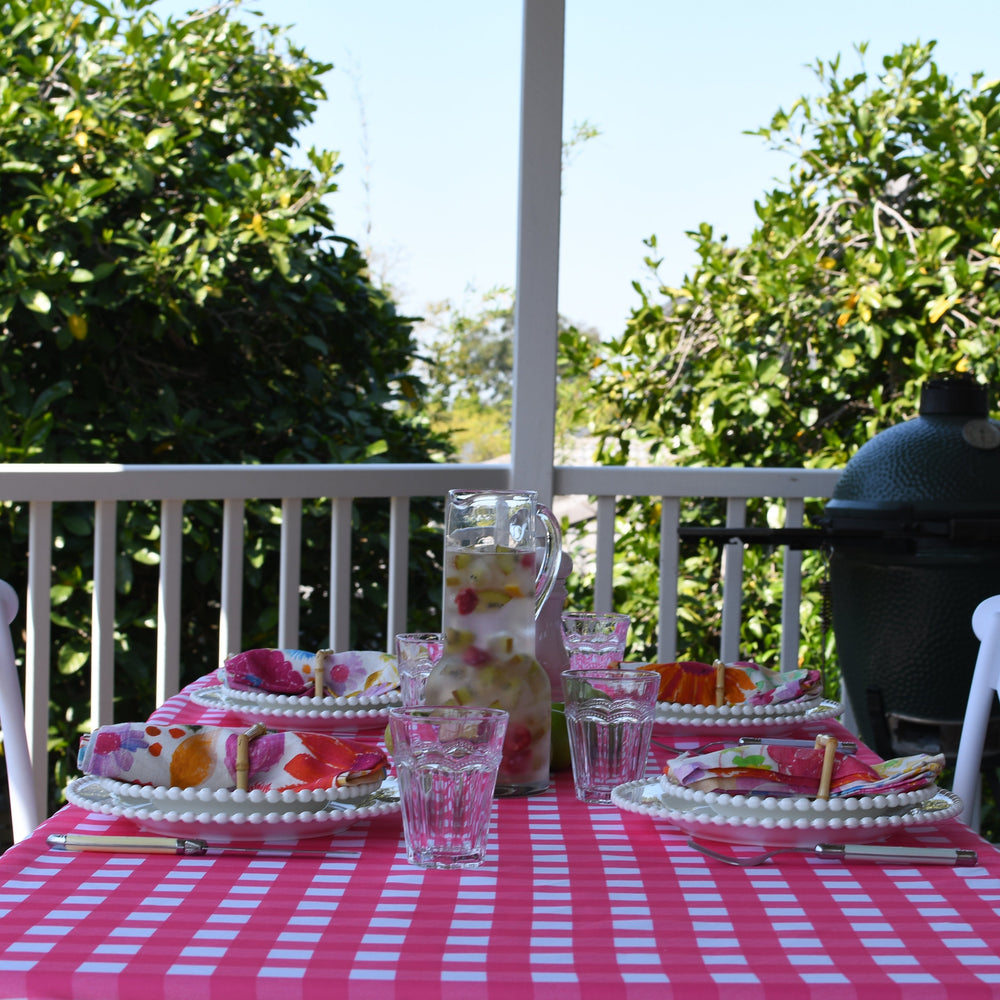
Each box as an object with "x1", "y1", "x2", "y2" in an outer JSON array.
[
  {"x1": 91, "y1": 499, "x2": 116, "y2": 728},
  {"x1": 329, "y1": 497, "x2": 352, "y2": 650},
  {"x1": 781, "y1": 497, "x2": 806, "y2": 673},
  {"x1": 25, "y1": 500, "x2": 52, "y2": 812},
  {"x1": 278, "y1": 498, "x2": 302, "y2": 649},
  {"x1": 219, "y1": 498, "x2": 244, "y2": 665},
  {"x1": 657, "y1": 497, "x2": 681, "y2": 663},
  {"x1": 593, "y1": 494, "x2": 617, "y2": 612},
  {"x1": 719, "y1": 497, "x2": 747, "y2": 662},
  {"x1": 157, "y1": 499, "x2": 183, "y2": 704},
  {"x1": 387, "y1": 496, "x2": 410, "y2": 649}
]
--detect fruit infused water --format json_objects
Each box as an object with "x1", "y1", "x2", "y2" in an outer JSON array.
[{"x1": 423, "y1": 490, "x2": 562, "y2": 797}]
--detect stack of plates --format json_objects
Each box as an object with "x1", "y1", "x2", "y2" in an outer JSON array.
[
  {"x1": 191, "y1": 675, "x2": 401, "y2": 732},
  {"x1": 66, "y1": 774, "x2": 401, "y2": 840},
  {"x1": 611, "y1": 776, "x2": 962, "y2": 848},
  {"x1": 654, "y1": 696, "x2": 843, "y2": 738}
]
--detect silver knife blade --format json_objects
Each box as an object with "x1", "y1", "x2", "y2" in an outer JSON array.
[{"x1": 46, "y1": 833, "x2": 359, "y2": 858}]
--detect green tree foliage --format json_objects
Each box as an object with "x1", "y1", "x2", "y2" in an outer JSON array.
[
  {"x1": 422, "y1": 287, "x2": 605, "y2": 462},
  {"x1": 421, "y1": 287, "x2": 515, "y2": 461},
  {"x1": 566, "y1": 41, "x2": 1000, "y2": 673},
  {"x1": 0, "y1": 0, "x2": 449, "y2": 800}
]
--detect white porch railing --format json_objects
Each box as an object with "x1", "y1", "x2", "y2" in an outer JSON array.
[{"x1": 0, "y1": 461, "x2": 842, "y2": 810}]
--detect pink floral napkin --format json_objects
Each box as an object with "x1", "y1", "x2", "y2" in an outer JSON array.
[
  {"x1": 78, "y1": 723, "x2": 389, "y2": 791},
  {"x1": 662, "y1": 744, "x2": 944, "y2": 798},
  {"x1": 223, "y1": 648, "x2": 399, "y2": 698}
]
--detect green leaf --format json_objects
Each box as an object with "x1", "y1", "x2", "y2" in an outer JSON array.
[
  {"x1": 19, "y1": 288, "x2": 51, "y2": 313},
  {"x1": 144, "y1": 125, "x2": 176, "y2": 151},
  {"x1": 0, "y1": 161, "x2": 43, "y2": 173},
  {"x1": 62, "y1": 513, "x2": 93, "y2": 536},
  {"x1": 57, "y1": 647, "x2": 89, "y2": 677}
]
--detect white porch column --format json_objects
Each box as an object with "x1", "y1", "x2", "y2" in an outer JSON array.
[{"x1": 511, "y1": 0, "x2": 565, "y2": 506}]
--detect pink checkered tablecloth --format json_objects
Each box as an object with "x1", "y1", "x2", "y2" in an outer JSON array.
[{"x1": 0, "y1": 678, "x2": 998, "y2": 999}]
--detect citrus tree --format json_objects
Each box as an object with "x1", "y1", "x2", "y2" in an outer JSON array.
[
  {"x1": 566, "y1": 42, "x2": 1000, "y2": 675},
  {"x1": 0, "y1": 0, "x2": 449, "y2": 800}
]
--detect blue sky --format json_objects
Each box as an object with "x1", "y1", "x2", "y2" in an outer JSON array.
[{"x1": 154, "y1": 1, "x2": 1000, "y2": 339}]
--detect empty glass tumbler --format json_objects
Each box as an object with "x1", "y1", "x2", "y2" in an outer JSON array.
[
  {"x1": 561, "y1": 667, "x2": 658, "y2": 803},
  {"x1": 560, "y1": 612, "x2": 630, "y2": 670},
  {"x1": 388, "y1": 705, "x2": 508, "y2": 869},
  {"x1": 394, "y1": 632, "x2": 443, "y2": 707}
]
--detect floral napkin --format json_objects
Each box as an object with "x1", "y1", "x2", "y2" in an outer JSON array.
[
  {"x1": 223, "y1": 647, "x2": 399, "y2": 698},
  {"x1": 639, "y1": 660, "x2": 822, "y2": 707},
  {"x1": 78, "y1": 723, "x2": 389, "y2": 791},
  {"x1": 662, "y1": 744, "x2": 944, "y2": 798}
]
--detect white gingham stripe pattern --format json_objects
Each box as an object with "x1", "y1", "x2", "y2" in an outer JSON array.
[{"x1": 0, "y1": 681, "x2": 996, "y2": 999}]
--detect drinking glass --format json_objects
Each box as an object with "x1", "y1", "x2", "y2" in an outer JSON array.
[
  {"x1": 394, "y1": 632, "x2": 443, "y2": 707},
  {"x1": 388, "y1": 705, "x2": 508, "y2": 869},
  {"x1": 560, "y1": 612, "x2": 630, "y2": 670},
  {"x1": 561, "y1": 667, "x2": 658, "y2": 803}
]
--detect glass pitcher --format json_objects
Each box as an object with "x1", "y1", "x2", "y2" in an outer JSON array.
[{"x1": 423, "y1": 489, "x2": 562, "y2": 796}]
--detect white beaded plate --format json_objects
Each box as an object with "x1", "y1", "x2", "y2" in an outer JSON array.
[
  {"x1": 66, "y1": 775, "x2": 401, "y2": 840},
  {"x1": 611, "y1": 776, "x2": 962, "y2": 848},
  {"x1": 190, "y1": 682, "x2": 399, "y2": 732},
  {"x1": 654, "y1": 697, "x2": 843, "y2": 738},
  {"x1": 94, "y1": 774, "x2": 383, "y2": 809}
]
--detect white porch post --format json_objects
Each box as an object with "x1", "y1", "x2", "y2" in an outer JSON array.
[{"x1": 511, "y1": 0, "x2": 565, "y2": 506}]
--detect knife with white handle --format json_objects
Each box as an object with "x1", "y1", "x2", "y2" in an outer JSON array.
[
  {"x1": 815, "y1": 843, "x2": 977, "y2": 865},
  {"x1": 46, "y1": 833, "x2": 359, "y2": 858},
  {"x1": 738, "y1": 736, "x2": 859, "y2": 755},
  {"x1": 689, "y1": 837, "x2": 977, "y2": 867}
]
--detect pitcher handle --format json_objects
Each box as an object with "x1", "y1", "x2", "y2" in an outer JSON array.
[{"x1": 533, "y1": 503, "x2": 562, "y2": 619}]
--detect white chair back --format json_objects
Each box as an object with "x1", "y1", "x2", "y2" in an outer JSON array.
[
  {"x1": 0, "y1": 580, "x2": 42, "y2": 842},
  {"x1": 952, "y1": 594, "x2": 1000, "y2": 829}
]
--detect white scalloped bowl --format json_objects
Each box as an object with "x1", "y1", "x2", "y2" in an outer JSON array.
[
  {"x1": 654, "y1": 694, "x2": 825, "y2": 720},
  {"x1": 653, "y1": 698, "x2": 842, "y2": 737},
  {"x1": 657, "y1": 775, "x2": 939, "y2": 820},
  {"x1": 188, "y1": 685, "x2": 396, "y2": 732},
  {"x1": 219, "y1": 668, "x2": 402, "y2": 709}
]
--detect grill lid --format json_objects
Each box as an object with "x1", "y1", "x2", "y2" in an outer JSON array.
[{"x1": 825, "y1": 374, "x2": 1000, "y2": 524}]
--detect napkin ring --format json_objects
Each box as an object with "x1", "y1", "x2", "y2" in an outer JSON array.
[{"x1": 235, "y1": 723, "x2": 268, "y2": 790}]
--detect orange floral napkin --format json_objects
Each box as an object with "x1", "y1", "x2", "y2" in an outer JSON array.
[
  {"x1": 639, "y1": 660, "x2": 822, "y2": 706},
  {"x1": 78, "y1": 723, "x2": 388, "y2": 791}
]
